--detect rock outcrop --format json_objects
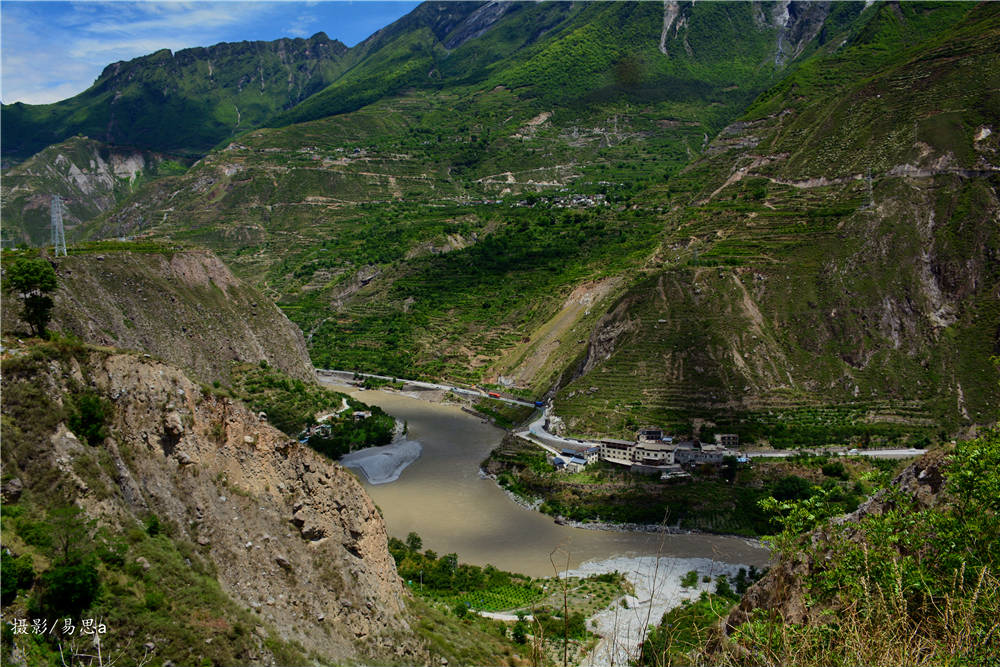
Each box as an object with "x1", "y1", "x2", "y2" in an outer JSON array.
[
  {"x1": 2, "y1": 249, "x2": 316, "y2": 386},
  {"x1": 5, "y1": 348, "x2": 425, "y2": 663},
  {"x1": 724, "y1": 450, "x2": 952, "y2": 630}
]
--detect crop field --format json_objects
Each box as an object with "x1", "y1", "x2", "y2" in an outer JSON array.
[{"x1": 443, "y1": 583, "x2": 544, "y2": 613}]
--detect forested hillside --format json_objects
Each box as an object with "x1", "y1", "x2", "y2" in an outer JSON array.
[{"x1": 15, "y1": 1, "x2": 999, "y2": 445}]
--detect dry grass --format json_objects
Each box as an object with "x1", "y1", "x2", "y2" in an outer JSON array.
[{"x1": 710, "y1": 558, "x2": 1000, "y2": 667}]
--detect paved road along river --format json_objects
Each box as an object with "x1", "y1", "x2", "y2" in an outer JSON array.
[{"x1": 322, "y1": 383, "x2": 769, "y2": 578}]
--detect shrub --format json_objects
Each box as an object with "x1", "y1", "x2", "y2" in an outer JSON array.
[
  {"x1": 17, "y1": 520, "x2": 54, "y2": 551},
  {"x1": 770, "y1": 475, "x2": 814, "y2": 501},
  {"x1": 35, "y1": 559, "x2": 101, "y2": 618},
  {"x1": 821, "y1": 461, "x2": 848, "y2": 479},
  {"x1": 145, "y1": 588, "x2": 167, "y2": 611},
  {"x1": 681, "y1": 570, "x2": 699, "y2": 588},
  {"x1": 1, "y1": 552, "x2": 35, "y2": 603},
  {"x1": 68, "y1": 390, "x2": 110, "y2": 446},
  {"x1": 145, "y1": 514, "x2": 162, "y2": 537},
  {"x1": 96, "y1": 537, "x2": 127, "y2": 568},
  {"x1": 715, "y1": 574, "x2": 735, "y2": 599}
]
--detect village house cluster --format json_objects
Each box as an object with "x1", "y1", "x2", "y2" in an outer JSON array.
[
  {"x1": 297, "y1": 410, "x2": 372, "y2": 442},
  {"x1": 552, "y1": 427, "x2": 741, "y2": 477}
]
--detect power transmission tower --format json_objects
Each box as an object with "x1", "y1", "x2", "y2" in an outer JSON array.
[
  {"x1": 865, "y1": 167, "x2": 874, "y2": 209},
  {"x1": 50, "y1": 195, "x2": 67, "y2": 256},
  {"x1": 858, "y1": 168, "x2": 875, "y2": 212}
]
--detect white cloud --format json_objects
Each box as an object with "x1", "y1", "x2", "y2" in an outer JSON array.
[
  {"x1": 1, "y1": 1, "x2": 420, "y2": 105},
  {"x1": 81, "y1": 4, "x2": 264, "y2": 36},
  {"x1": 284, "y1": 14, "x2": 314, "y2": 38},
  {"x1": 2, "y1": 1, "x2": 276, "y2": 104}
]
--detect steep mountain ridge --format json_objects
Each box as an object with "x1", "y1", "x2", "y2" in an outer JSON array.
[
  {"x1": 275, "y1": 0, "x2": 836, "y2": 128},
  {"x1": 1, "y1": 248, "x2": 316, "y2": 385},
  {"x1": 2, "y1": 32, "x2": 348, "y2": 163},
  {"x1": 551, "y1": 2, "x2": 999, "y2": 442}
]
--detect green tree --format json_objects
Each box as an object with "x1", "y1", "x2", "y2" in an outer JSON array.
[
  {"x1": 46, "y1": 506, "x2": 95, "y2": 565},
  {"x1": 3, "y1": 257, "x2": 58, "y2": 338},
  {"x1": 512, "y1": 621, "x2": 528, "y2": 644},
  {"x1": 1, "y1": 551, "x2": 35, "y2": 604},
  {"x1": 25, "y1": 507, "x2": 102, "y2": 619},
  {"x1": 405, "y1": 531, "x2": 423, "y2": 553},
  {"x1": 36, "y1": 560, "x2": 101, "y2": 618},
  {"x1": 67, "y1": 390, "x2": 110, "y2": 446}
]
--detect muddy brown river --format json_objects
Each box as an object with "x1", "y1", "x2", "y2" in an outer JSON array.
[{"x1": 330, "y1": 385, "x2": 769, "y2": 578}]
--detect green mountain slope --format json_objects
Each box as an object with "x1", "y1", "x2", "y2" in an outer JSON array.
[
  {"x1": 75, "y1": 1, "x2": 997, "y2": 445},
  {"x1": 552, "y1": 2, "x2": 1000, "y2": 444},
  {"x1": 0, "y1": 136, "x2": 180, "y2": 246},
  {"x1": 82, "y1": 0, "x2": 841, "y2": 380},
  {"x1": 2, "y1": 32, "x2": 348, "y2": 163},
  {"x1": 273, "y1": 0, "x2": 826, "y2": 130}
]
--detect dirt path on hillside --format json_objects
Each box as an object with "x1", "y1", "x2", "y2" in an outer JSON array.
[{"x1": 500, "y1": 276, "x2": 620, "y2": 387}]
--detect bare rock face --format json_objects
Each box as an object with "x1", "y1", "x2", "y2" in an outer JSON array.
[
  {"x1": 6, "y1": 250, "x2": 317, "y2": 387},
  {"x1": 43, "y1": 352, "x2": 425, "y2": 664},
  {"x1": 0, "y1": 137, "x2": 167, "y2": 244},
  {"x1": 1, "y1": 476, "x2": 24, "y2": 502},
  {"x1": 578, "y1": 294, "x2": 637, "y2": 379},
  {"x1": 835, "y1": 448, "x2": 950, "y2": 524}
]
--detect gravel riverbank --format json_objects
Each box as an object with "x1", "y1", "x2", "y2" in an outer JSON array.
[
  {"x1": 567, "y1": 556, "x2": 752, "y2": 667},
  {"x1": 340, "y1": 438, "x2": 422, "y2": 484}
]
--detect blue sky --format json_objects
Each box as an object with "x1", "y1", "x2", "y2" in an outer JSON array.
[{"x1": 1, "y1": 1, "x2": 421, "y2": 104}]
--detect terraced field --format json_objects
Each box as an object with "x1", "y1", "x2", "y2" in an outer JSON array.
[{"x1": 59, "y1": 2, "x2": 1000, "y2": 444}]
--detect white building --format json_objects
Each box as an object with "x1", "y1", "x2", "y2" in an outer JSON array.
[{"x1": 631, "y1": 441, "x2": 675, "y2": 466}]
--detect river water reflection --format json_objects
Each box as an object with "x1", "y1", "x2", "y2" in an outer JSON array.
[{"x1": 333, "y1": 386, "x2": 769, "y2": 578}]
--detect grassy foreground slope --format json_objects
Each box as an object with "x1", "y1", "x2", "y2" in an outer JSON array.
[
  {"x1": 554, "y1": 2, "x2": 1000, "y2": 444},
  {"x1": 672, "y1": 431, "x2": 1000, "y2": 667}
]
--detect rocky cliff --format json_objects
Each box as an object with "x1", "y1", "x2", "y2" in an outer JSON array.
[
  {"x1": 1, "y1": 136, "x2": 171, "y2": 246},
  {"x1": 2, "y1": 248, "x2": 316, "y2": 386},
  {"x1": 1, "y1": 343, "x2": 426, "y2": 664}
]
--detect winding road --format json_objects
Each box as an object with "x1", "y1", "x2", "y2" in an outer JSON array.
[{"x1": 315, "y1": 368, "x2": 925, "y2": 460}]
